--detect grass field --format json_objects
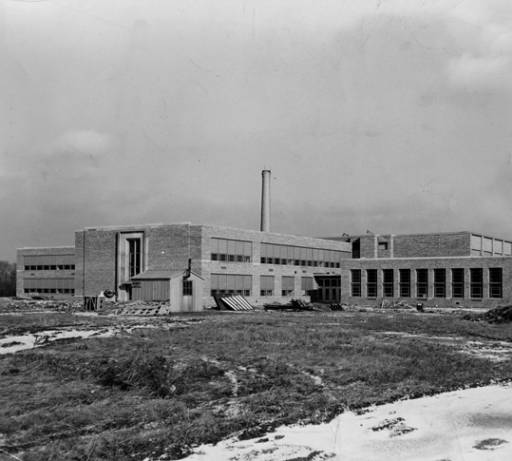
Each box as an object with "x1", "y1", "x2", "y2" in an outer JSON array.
[{"x1": 1, "y1": 310, "x2": 512, "y2": 460}]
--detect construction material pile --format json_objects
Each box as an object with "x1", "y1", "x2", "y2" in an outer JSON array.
[
  {"x1": 0, "y1": 298, "x2": 82, "y2": 313},
  {"x1": 480, "y1": 305, "x2": 512, "y2": 324},
  {"x1": 213, "y1": 295, "x2": 254, "y2": 311},
  {"x1": 264, "y1": 299, "x2": 344, "y2": 312},
  {"x1": 464, "y1": 305, "x2": 512, "y2": 324}
]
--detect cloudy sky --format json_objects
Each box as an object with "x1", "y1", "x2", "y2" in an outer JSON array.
[{"x1": 1, "y1": 0, "x2": 512, "y2": 260}]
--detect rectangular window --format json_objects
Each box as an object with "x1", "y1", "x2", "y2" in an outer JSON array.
[
  {"x1": 367, "y1": 269, "x2": 377, "y2": 298},
  {"x1": 183, "y1": 279, "x2": 192, "y2": 296},
  {"x1": 382, "y1": 269, "x2": 394, "y2": 297},
  {"x1": 399, "y1": 269, "x2": 411, "y2": 297},
  {"x1": 210, "y1": 274, "x2": 252, "y2": 297},
  {"x1": 211, "y1": 238, "x2": 252, "y2": 263},
  {"x1": 351, "y1": 270, "x2": 361, "y2": 297},
  {"x1": 452, "y1": 268, "x2": 464, "y2": 298},
  {"x1": 416, "y1": 269, "x2": 428, "y2": 298},
  {"x1": 260, "y1": 275, "x2": 274, "y2": 296},
  {"x1": 281, "y1": 276, "x2": 295, "y2": 296},
  {"x1": 434, "y1": 269, "x2": 446, "y2": 298},
  {"x1": 470, "y1": 268, "x2": 483, "y2": 299},
  {"x1": 483, "y1": 238, "x2": 493, "y2": 256},
  {"x1": 301, "y1": 276, "x2": 314, "y2": 294},
  {"x1": 378, "y1": 241, "x2": 389, "y2": 251},
  {"x1": 352, "y1": 239, "x2": 360, "y2": 259},
  {"x1": 489, "y1": 268, "x2": 503, "y2": 298},
  {"x1": 260, "y1": 243, "x2": 345, "y2": 267},
  {"x1": 128, "y1": 238, "x2": 141, "y2": 277}
]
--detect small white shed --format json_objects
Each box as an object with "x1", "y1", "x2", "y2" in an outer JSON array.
[{"x1": 130, "y1": 270, "x2": 204, "y2": 312}]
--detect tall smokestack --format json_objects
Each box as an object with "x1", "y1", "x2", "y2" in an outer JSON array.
[{"x1": 260, "y1": 169, "x2": 271, "y2": 232}]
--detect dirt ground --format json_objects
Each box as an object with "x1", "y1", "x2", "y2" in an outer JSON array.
[{"x1": 1, "y1": 303, "x2": 512, "y2": 460}]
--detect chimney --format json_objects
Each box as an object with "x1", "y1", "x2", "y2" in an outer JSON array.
[{"x1": 260, "y1": 169, "x2": 271, "y2": 232}]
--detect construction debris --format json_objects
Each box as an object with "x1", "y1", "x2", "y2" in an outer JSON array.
[
  {"x1": 214, "y1": 295, "x2": 253, "y2": 311},
  {"x1": 264, "y1": 299, "x2": 314, "y2": 312},
  {"x1": 463, "y1": 305, "x2": 512, "y2": 324},
  {"x1": 0, "y1": 298, "x2": 82, "y2": 313},
  {"x1": 116, "y1": 304, "x2": 171, "y2": 316}
]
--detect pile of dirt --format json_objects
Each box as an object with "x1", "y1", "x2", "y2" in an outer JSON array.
[
  {"x1": 0, "y1": 298, "x2": 82, "y2": 313},
  {"x1": 464, "y1": 305, "x2": 512, "y2": 324}
]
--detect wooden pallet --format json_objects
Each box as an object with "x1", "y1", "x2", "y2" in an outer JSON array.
[{"x1": 117, "y1": 305, "x2": 171, "y2": 316}]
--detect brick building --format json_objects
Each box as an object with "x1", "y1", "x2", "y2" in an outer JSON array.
[
  {"x1": 16, "y1": 227, "x2": 512, "y2": 309},
  {"x1": 15, "y1": 171, "x2": 512, "y2": 310}
]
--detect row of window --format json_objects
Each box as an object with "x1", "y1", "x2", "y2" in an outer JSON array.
[
  {"x1": 210, "y1": 238, "x2": 346, "y2": 267},
  {"x1": 210, "y1": 273, "x2": 252, "y2": 297},
  {"x1": 23, "y1": 255, "x2": 75, "y2": 266},
  {"x1": 211, "y1": 238, "x2": 253, "y2": 263},
  {"x1": 350, "y1": 268, "x2": 503, "y2": 299},
  {"x1": 260, "y1": 243, "x2": 343, "y2": 268},
  {"x1": 24, "y1": 265, "x2": 75, "y2": 271},
  {"x1": 470, "y1": 234, "x2": 512, "y2": 256},
  {"x1": 24, "y1": 278, "x2": 75, "y2": 290},
  {"x1": 24, "y1": 288, "x2": 75, "y2": 294},
  {"x1": 210, "y1": 274, "x2": 314, "y2": 297}
]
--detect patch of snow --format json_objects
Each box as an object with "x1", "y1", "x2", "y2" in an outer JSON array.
[
  {"x1": 182, "y1": 384, "x2": 512, "y2": 461},
  {"x1": 0, "y1": 327, "x2": 118, "y2": 354}
]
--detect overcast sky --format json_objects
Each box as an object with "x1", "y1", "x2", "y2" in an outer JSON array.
[{"x1": 1, "y1": 0, "x2": 512, "y2": 260}]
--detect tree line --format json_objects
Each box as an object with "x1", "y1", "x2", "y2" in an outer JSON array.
[{"x1": 0, "y1": 261, "x2": 16, "y2": 296}]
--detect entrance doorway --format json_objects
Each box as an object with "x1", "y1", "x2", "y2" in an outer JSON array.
[
  {"x1": 182, "y1": 279, "x2": 193, "y2": 311},
  {"x1": 314, "y1": 276, "x2": 341, "y2": 303}
]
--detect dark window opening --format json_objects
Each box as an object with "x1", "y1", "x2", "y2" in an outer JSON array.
[
  {"x1": 352, "y1": 239, "x2": 360, "y2": 258},
  {"x1": 383, "y1": 269, "x2": 394, "y2": 297},
  {"x1": 183, "y1": 279, "x2": 192, "y2": 296},
  {"x1": 434, "y1": 269, "x2": 446, "y2": 297},
  {"x1": 416, "y1": 269, "x2": 428, "y2": 298},
  {"x1": 367, "y1": 269, "x2": 377, "y2": 298},
  {"x1": 489, "y1": 268, "x2": 503, "y2": 298},
  {"x1": 399, "y1": 269, "x2": 411, "y2": 297},
  {"x1": 351, "y1": 270, "x2": 361, "y2": 297},
  {"x1": 128, "y1": 238, "x2": 142, "y2": 277},
  {"x1": 452, "y1": 268, "x2": 464, "y2": 298},
  {"x1": 378, "y1": 241, "x2": 389, "y2": 251},
  {"x1": 470, "y1": 268, "x2": 483, "y2": 299}
]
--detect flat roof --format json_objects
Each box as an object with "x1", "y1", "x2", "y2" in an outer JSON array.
[
  {"x1": 17, "y1": 246, "x2": 75, "y2": 250},
  {"x1": 75, "y1": 222, "x2": 352, "y2": 248}
]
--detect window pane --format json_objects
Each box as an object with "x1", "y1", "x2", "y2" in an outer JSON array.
[
  {"x1": 452, "y1": 268, "x2": 464, "y2": 298},
  {"x1": 367, "y1": 269, "x2": 377, "y2": 298},
  {"x1": 383, "y1": 269, "x2": 393, "y2": 297},
  {"x1": 434, "y1": 269, "x2": 446, "y2": 297},
  {"x1": 416, "y1": 269, "x2": 428, "y2": 298},
  {"x1": 470, "y1": 268, "x2": 483, "y2": 298},
  {"x1": 243, "y1": 275, "x2": 252, "y2": 291}
]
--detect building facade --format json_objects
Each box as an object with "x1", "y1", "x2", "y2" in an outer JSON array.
[{"x1": 16, "y1": 226, "x2": 512, "y2": 309}]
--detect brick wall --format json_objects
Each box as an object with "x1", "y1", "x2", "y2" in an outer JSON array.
[
  {"x1": 340, "y1": 256, "x2": 512, "y2": 308},
  {"x1": 358, "y1": 235, "x2": 377, "y2": 258},
  {"x1": 355, "y1": 232, "x2": 471, "y2": 259},
  {"x1": 75, "y1": 224, "x2": 203, "y2": 297},
  {"x1": 393, "y1": 232, "x2": 470, "y2": 258},
  {"x1": 199, "y1": 224, "x2": 349, "y2": 307},
  {"x1": 75, "y1": 230, "x2": 116, "y2": 297}
]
